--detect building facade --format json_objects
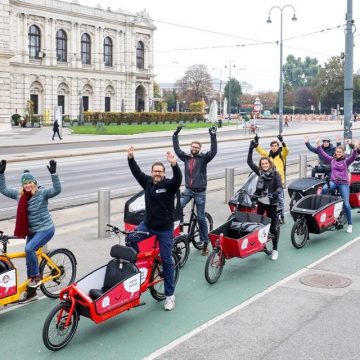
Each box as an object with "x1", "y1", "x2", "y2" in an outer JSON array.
[{"x1": 0, "y1": 0, "x2": 156, "y2": 131}]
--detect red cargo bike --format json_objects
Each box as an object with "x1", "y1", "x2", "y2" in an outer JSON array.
[
  {"x1": 204, "y1": 212, "x2": 272, "y2": 284},
  {"x1": 290, "y1": 194, "x2": 346, "y2": 249},
  {"x1": 42, "y1": 225, "x2": 180, "y2": 351}
]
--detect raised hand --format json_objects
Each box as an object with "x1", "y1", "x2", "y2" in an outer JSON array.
[
  {"x1": 128, "y1": 145, "x2": 134, "y2": 159},
  {"x1": 0, "y1": 160, "x2": 6, "y2": 174},
  {"x1": 305, "y1": 136, "x2": 309, "y2": 143},
  {"x1": 209, "y1": 126, "x2": 217, "y2": 135},
  {"x1": 277, "y1": 134, "x2": 283, "y2": 142},
  {"x1": 173, "y1": 125, "x2": 183, "y2": 136},
  {"x1": 315, "y1": 136, "x2": 320, "y2": 146},
  {"x1": 166, "y1": 151, "x2": 176, "y2": 166},
  {"x1": 254, "y1": 134, "x2": 259, "y2": 143},
  {"x1": 249, "y1": 140, "x2": 256, "y2": 149},
  {"x1": 47, "y1": 160, "x2": 57, "y2": 174}
]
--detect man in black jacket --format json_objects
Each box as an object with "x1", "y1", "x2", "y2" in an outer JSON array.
[
  {"x1": 127, "y1": 145, "x2": 182, "y2": 311},
  {"x1": 172, "y1": 126, "x2": 217, "y2": 256}
]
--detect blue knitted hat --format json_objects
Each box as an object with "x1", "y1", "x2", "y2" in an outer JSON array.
[{"x1": 21, "y1": 170, "x2": 37, "y2": 185}]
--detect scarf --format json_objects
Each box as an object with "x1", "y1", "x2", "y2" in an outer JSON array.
[
  {"x1": 260, "y1": 169, "x2": 275, "y2": 181},
  {"x1": 269, "y1": 147, "x2": 282, "y2": 159},
  {"x1": 14, "y1": 192, "x2": 32, "y2": 237}
]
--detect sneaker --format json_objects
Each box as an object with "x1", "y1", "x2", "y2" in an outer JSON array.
[
  {"x1": 18, "y1": 289, "x2": 38, "y2": 303},
  {"x1": 28, "y1": 276, "x2": 41, "y2": 288},
  {"x1": 164, "y1": 295, "x2": 175, "y2": 311},
  {"x1": 280, "y1": 216, "x2": 285, "y2": 225},
  {"x1": 270, "y1": 250, "x2": 279, "y2": 261},
  {"x1": 347, "y1": 225, "x2": 353, "y2": 233}
]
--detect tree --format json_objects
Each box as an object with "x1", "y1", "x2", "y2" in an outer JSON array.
[
  {"x1": 283, "y1": 55, "x2": 321, "y2": 90},
  {"x1": 353, "y1": 75, "x2": 360, "y2": 111},
  {"x1": 285, "y1": 87, "x2": 318, "y2": 111},
  {"x1": 313, "y1": 56, "x2": 344, "y2": 110},
  {"x1": 153, "y1": 81, "x2": 161, "y2": 98},
  {"x1": 175, "y1": 64, "x2": 213, "y2": 103},
  {"x1": 258, "y1": 91, "x2": 278, "y2": 111},
  {"x1": 224, "y1": 78, "x2": 242, "y2": 112},
  {"x1": 162, "y1": 89, "x2": 176, "y2": 112}
]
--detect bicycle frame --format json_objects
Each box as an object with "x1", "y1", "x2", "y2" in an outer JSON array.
[
  {"x1": 180, "y1": 199, "x2": 197, "y2": 232},
  {"x1": 0, "y1": 247, "x2": 62, "y2": 306}
]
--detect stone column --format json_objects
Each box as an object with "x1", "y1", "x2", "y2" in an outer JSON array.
[
  {"x1": 0, "y1": 0, "x2": 12, "y2": 131},
  {"x1": 23, "y1": 13, "x2": 29, "y2": 64}
]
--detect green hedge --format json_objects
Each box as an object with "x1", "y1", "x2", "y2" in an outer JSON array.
[{"x1": 83, "y1": 112, "x2": 204, "y2": 125}]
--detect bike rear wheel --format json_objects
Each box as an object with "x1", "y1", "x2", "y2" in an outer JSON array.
[
  {"x1": 42, "y1": 302, "x2": 79, "y2": 351},
  {"x1": 188, "y1": 212, "x2": 214, "y2": 250},
  {"x1": 291, "y1": 218, "x2": 309, "y2": 249},
  {"x1": 149, "y1": 252, "x2": 180, "y2": 301},
  {"x1": 173, "y1": 234, "x2": 190, "y2": 268},
  {"x1": 40, "y1": 249, "x2": 77, "y2": 299},
  {"x1": 205, "y1": 248, "x2": 224, "y2": 284}
]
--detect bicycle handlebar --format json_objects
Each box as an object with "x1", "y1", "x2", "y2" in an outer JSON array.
[{"x1": 105, "y1": 224, "x2": 150, "y2": 237}]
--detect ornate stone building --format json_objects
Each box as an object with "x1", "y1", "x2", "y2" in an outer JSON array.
[{"x1": 0, "y1": 0, "x2": 156, "y2": 131}]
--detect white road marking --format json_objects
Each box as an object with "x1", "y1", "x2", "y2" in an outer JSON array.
[{"x1": 144, "y1": 235, "x2": 360, "y2": 360}]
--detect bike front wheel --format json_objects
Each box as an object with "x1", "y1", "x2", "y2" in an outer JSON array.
[
  {"x1": 173, "y1": 234, "x2": 190, "y2": 268},
  {"x1": 291, "y1": 218, "x2": 309, "y2": 249},
  {"x1": 42, "y1": 302, "x2": 79, "y2": 351},
  {"x1": 205, "y1": 249, "x2": 225, "y2": 284},
  {"x1": 189, "y1": 212, "x2": 214, "y2": 250},
  {"x1": 40, "y1": 249, "x2": 77, "y2": 299},
  {"x1": 149, "y1": 252, "x2": 180, "y2": 301}
]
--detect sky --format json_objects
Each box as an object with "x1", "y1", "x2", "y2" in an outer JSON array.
[{"x1": 75, "y1": 0, "x2": 358, "y2": 93}]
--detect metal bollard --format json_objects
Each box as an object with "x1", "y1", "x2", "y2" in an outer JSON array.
[
  {"x1": 299, "y1": 154, "x2": 307, "y2": 178},
  {"x1": 225, "y1": 168, "x2": 235, "y2": 203},
  {"x1": 98, "y1": 188, "x2": 111, "y2": 238}
]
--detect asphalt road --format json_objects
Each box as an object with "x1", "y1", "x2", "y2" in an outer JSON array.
[{"x1": 0, "y1": 131, "x2": 344, "y2": 213}]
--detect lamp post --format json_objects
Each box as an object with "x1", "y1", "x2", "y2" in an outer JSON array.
[
  {"x1": 266, "y1": 4, "x2": 297, "y2": 134},
  {"x1": 225, "y1": 63, "x2": 236, "y2": 119}
]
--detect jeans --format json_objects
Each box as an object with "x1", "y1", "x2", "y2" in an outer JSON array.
[
  {"x1": 129, "y1": 221, "x2": 175, "y2": 296},
  {"x1": 322, "y1": 182, "x2": 352, "y2": 224},
  {"x1": 181, "y1": 188, "x2": 208, "y2": 243},
  {"x1": 25, "y1": 227, "x2": 55, "y2": 278},
  {"x1": 278, "y1": 189, "x2": 285, "y2": 217}
]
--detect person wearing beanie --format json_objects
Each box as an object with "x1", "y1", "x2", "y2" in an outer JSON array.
[{"x1": 0, "y1": 159, "x2": 61, "y2": 303}]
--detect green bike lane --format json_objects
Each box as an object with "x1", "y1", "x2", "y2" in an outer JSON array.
[{"x1": 1, "y1": 213, "x2": 359, "y2": 360}]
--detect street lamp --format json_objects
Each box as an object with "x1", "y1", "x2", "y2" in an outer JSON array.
[
  {"x1": 225, "y1": 63, "x2": 236, "y2": 119},
  {"x1": 266, "y1": 4, "x2": 297, "y2": 134}
]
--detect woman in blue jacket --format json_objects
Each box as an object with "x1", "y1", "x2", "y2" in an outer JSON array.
[{"x1": 0, "y1": 159, "x2": 61, "y2": 303}]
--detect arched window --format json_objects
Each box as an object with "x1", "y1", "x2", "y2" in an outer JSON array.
[
  {"x1": 28, "y1": 25, "x2": 41, "y2": 59},
  {"x1": 81, "y1": 33, "x2": 91, "y2": 64},
  {"x1": 56, "y1": 29, "x2": 67, "y2": 62},
  {"x1": 104, "y1": 37, "x2": 113, "y2": 67},
  {"x1": 136, "y1": 41, "x2": 144, "y2": 69}
]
